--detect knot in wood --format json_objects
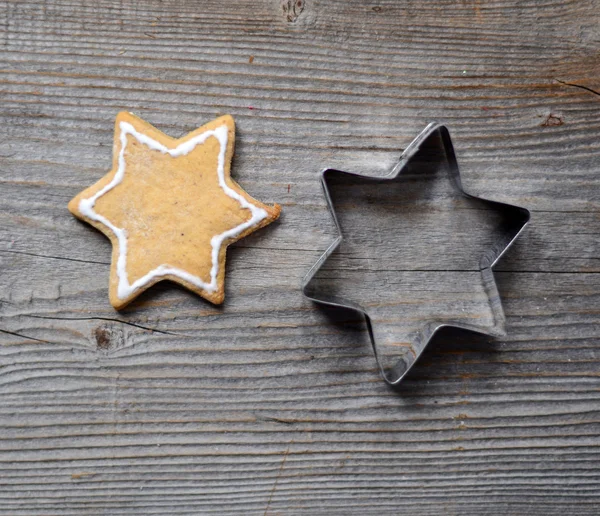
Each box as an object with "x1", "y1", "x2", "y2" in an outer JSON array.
[
  {"x1": 94, "y1": 324, "x2": 124, "y2": 352},
  {"x1": 281, "y1": 0, "x2": 304, "y2": 22}
]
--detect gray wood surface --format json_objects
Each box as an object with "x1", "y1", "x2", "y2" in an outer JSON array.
[{"x1": 1, "y1": 0, "x2": 599, "y2": 514}]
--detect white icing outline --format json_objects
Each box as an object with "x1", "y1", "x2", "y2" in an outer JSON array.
[{"x1": 79, "y1": 120, "x2": 268, "y2": 300}]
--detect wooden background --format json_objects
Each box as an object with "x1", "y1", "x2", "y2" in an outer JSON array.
[{"x1": 1, "y1": 0, "x2": 599, "y2": 514}]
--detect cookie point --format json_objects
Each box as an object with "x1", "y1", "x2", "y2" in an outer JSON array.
[
  {"x1": 216, "y1": 114, "x2": 235, "y2": 129},
  {"x1": 115, "y1": 110, "x2": 131, "y2": 121},
  {"x1": 109, "y1": 293, "x2": 130, "y2": 311},
  {"x1": 67, "y1": 196, "x2": 81, "y2": 217},
  {"x1": 109, "y1": 298, "x2": 124, "y2": 311},
  {"x1": 116, "y1": 111, "x2": 144, "y2": 129},
  {"x1": 270, "y1": 202, "x2": 282, "y2": 220},
  {"x1": 207, "y1": 288, "x2": 225, "y2": 305}
]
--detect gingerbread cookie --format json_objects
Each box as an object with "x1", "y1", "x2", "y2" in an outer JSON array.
[{"x1": 68, "y1": 112, "x2": 281, "y2": 309}]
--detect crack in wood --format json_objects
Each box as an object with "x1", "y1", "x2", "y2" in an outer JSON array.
[
  {"x1": 0, "y1": 249, "x2": 110, "y2": 266},
  {"x1": 0, "y1": 327, "x2": 51, "y2": 344},
  {"x1": 26, "y1": 314, "x2": 180, "y2": 336},
  {"x1": 556, "y1": 79, "x2": 600, "y2": 98}
]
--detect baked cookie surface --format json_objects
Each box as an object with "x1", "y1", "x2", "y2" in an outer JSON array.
[{"x1": 68, "y1": 112, "x2": 281, "y2": 309}]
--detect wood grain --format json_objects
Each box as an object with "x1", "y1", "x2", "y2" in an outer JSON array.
[{"x1": 1, "y1": 0, "x2": 600, "y2": 514}]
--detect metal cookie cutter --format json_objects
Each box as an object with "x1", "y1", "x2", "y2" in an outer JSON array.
[{"x1": 302, "y1": 123, "x2": 530, "y2": 386}]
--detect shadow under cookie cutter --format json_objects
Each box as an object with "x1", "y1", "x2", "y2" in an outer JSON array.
[{"x1": 302, "y1": 123, "x2": 531, "y2": 387}]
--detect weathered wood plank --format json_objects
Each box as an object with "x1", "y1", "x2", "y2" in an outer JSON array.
[{"x1": 1, "y1": 0, "x2": 600, "y2": 514}]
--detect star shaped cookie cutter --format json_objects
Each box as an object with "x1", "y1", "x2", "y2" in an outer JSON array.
[{"x1": 302, "y1": 123, "x2": 530, "y2": 386}]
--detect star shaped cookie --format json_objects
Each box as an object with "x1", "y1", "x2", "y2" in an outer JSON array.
[{"x1": 69, "y1": 112, "x2": 281, "y2": 309}]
